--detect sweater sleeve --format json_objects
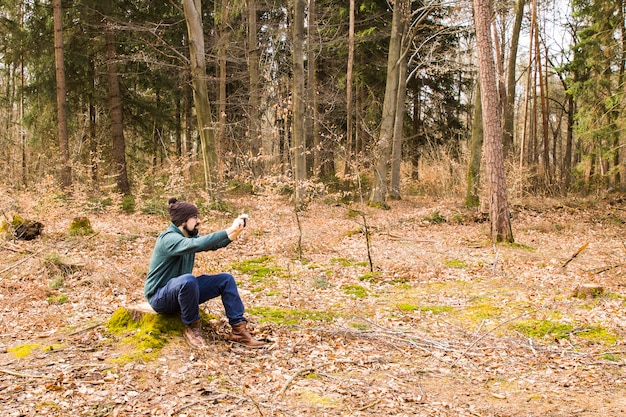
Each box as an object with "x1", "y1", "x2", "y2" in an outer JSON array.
[{"x1": 159, "y1": 228, "x2": 232, "y2": 256}]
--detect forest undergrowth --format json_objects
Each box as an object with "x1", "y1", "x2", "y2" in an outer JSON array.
[{"x1": 0, "y1": 187, "x2": 625, "y2": 416}]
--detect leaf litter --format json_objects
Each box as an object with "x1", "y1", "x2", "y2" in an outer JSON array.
[{"x1": 0, "y1": 192, "x2": 625, "y2": 416}]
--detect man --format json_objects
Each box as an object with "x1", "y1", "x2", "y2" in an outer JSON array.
[{"x1": 144, "y1": 197, "x2": 265, "y2": 349}]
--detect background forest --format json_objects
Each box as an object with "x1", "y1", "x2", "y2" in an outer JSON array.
[{"x1": 0, "y1": 0, "x2": 625, "y2": 208}]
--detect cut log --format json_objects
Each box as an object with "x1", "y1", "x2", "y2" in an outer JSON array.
[
  {"x1": 124, "y1": 302, "x2": 157, "y2": 322},
  {"x1": 572, "y1": 283, "x2": 604, "y2": 300}
]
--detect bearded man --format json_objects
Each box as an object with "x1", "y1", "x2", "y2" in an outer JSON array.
[{"x1": 144, "y1": 198, "x2": 264, "y2": 349}]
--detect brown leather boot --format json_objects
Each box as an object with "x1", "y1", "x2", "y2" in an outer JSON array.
[
  {"x1": 229, "y1": 321, "x2": 265, "y2": 348},
  {"x1": 184, "y1": 320, "x2": 207, "y2": 349}
]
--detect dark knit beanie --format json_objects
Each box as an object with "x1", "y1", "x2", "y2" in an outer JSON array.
[{"x1": 168, "y1": 197, "x2": 199, "y2": 226}]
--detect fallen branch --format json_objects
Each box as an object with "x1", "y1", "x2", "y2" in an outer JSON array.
[
  {"x1": 562, "y1": 242, "x2": 589, "y2": 268},
  {"x1": 0, "y1": 368, "x2": 55, "y2": 379}
]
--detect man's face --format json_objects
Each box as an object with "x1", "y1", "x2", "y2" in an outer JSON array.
[{"x1": 182, "y1": 215, "x2": 200, "y2": 237}]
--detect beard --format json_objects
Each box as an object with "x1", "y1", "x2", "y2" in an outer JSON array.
[{"x1": 184, "y1": 224, "x2": 199, "y2": 237}]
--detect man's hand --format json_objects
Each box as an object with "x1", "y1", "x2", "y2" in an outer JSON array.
[{"x1": 227, "y1": 214, "x2": 249, "y2": 240}]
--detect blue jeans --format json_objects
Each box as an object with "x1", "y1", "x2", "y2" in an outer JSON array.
[{"x1": 149, "y1": 273, "x2": 246, "y2": 326}]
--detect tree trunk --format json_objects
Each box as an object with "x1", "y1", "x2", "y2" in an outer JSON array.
[
  {"x1": 370, "y1": 0, "x2": 406, "y2": 207},
  {"x1": 345, "y1": 0, "x2": 355, "y2": 176},
  {"x1": 535, "y1": 17, "x2": 550, "y2": 186},
  {"x1": 390, "y1": 36, "x2": 408, "y2": 200},
  {"x1": 292, "y1": 0, "x2": 307, "y2": 202},
  {"x1": 53, "y1": 0, "x2": 71, "y2": 190},
  {"x1": 465, "y1": 82, "x2": 483, "y2": 208},
  {"x1": 182, "y1": 0, "x2": 219, "y2": 200},
  {"x1": 183, "y1": 62, "x2": 193, "y2": 158},
  {"x1": 217, "y1": 0, "x2": 228, "y2": 174},
  {"x1": 247, "y1": 0, "x2": 261, "y2": 175},
  {"x1": 503, "y1": 0, "x2": 525, "y2": 157},
  {"x1": 104, "y1": 3, "x2": 131, "y2": 196},
  {"x1": 88, "y1": 56, "x2": 99, "y2": 189},
  {"x1": 473, "y1": 0, "x2": 514, "y2": 243},
  {"x1": 308, "y1": 0, "x2": 321, "y2": 177}
]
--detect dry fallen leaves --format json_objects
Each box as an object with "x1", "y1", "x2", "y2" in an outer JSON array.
[{"x1": 0, "y1": 192, "x2": 625, "y2": 416}]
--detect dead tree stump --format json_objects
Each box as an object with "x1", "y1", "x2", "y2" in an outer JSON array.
[{"x1": 124, "y1": 302, "x2": 158, "y2": 322}]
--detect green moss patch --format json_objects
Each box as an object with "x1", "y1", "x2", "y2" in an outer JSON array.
[
  {"x1": 511, "y1": 319, "x2": 619, "y2": 346},
  {"x1": 231, "y1": 256, "x2": 285, "y2": 282},
  {"x1": 576, "y1": 326, "x2": 619, "y2": 345},
  {"x1": 443, "y1": 259, "x2": 467, "y2": 269},
  {"x1": 107, "y1": 308, "x2": 184, "y2": 362},
  {"x1": 511, "y1": 319, "x2": 573, "y2": 340},
  {"x1": 397, "y1": 303, "x2": 455, "y2": 315},
  {"x1": 358, "y1": 271, "x2": 384, "y2": 283},
  {"x1": 342, "y1": 284, "x2": 371, "y2": 299},
  {"x1": 247, "y1": 306, "x2": 335, "y2": 325},
  {"x1": 466, "y1": 302, "x2": 503, "y2": 321}
]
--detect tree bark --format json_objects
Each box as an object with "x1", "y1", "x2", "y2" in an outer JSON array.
[
  {"x1": 345, "y1": 0, "x2": 355, "y2": 176},
  {"x1": 370, "y1": 0, "x2": 406, "y2": 207},
  {"x1": 503, "y1": 0, "x2": 525, "y2": 157},
  {"x1": 104, "y1": 3, "x2": 131, "y2": 196},
  {"x1": 292, "y1": 0, "x2": 307, "y2": 202},
  {"x1": 390, "y1": 36, "x2": 408, "y2": 200},
  {"x1": 465, "y1": 82, "x2": 483, "y2": 208},
  {"x1": 472, "y1": 0, "x2": 514, "y2": 243},
  {"x1": 53, "y1": 0, "x2": 71, "y2": 189},
  {"x1": 182, "y1": 0, "x2": 219, "y2": 199},
  {"x1": 308, "y1": 0, "x2": 322, "y2": 177},
  {"x1": 217, "y1": 0, "x2": 228, "y2": 173},
  {"x1": 247, "y1": 0, "x2": 261, "y2": 175}
]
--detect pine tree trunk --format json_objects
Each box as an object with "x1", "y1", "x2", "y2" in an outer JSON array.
[
  {"x1": 104, "y1": 3, "x2": 130, "y2": 196},
  {"x1": 473, "y1": 0, "x2": 514, "y2": 243},
  {"x1": 345, "y1": 0, "x2": 355, "y2": 176},
  {"x1": 53, "y1": 0, "x2": 71, "y2": 189}
]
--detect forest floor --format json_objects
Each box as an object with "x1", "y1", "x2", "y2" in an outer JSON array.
[{"x1": 0, "y1": 188, "x2": 625, "y2": 417}]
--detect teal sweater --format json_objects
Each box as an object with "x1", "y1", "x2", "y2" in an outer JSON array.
[{"x1": 144, "y1": 223, "x2": 232, "y2": 302}]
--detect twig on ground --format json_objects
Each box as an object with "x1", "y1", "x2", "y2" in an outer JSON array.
[
  {"x1": 168, "y1": 393, "x2": 239, "y2": 416},
  {"x1": 67, "y1": 322, "x2": 106, "y2": 336},
  {"x1": 278, "y1": 366, "x2": 316, "y2": 398},
  {"x1": 452, "y1": 312, "x2": 530, "y2": 366},
  {"x1": 356, "y1": 399, "x2": 381, "y2": 411},
  {"x1": 276, "y1": 360, "x2": 355, "y2": 399}
]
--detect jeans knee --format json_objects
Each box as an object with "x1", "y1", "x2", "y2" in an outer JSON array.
[{"x1": 179, "y1": 274, "x2": 199, "y2": 290}]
